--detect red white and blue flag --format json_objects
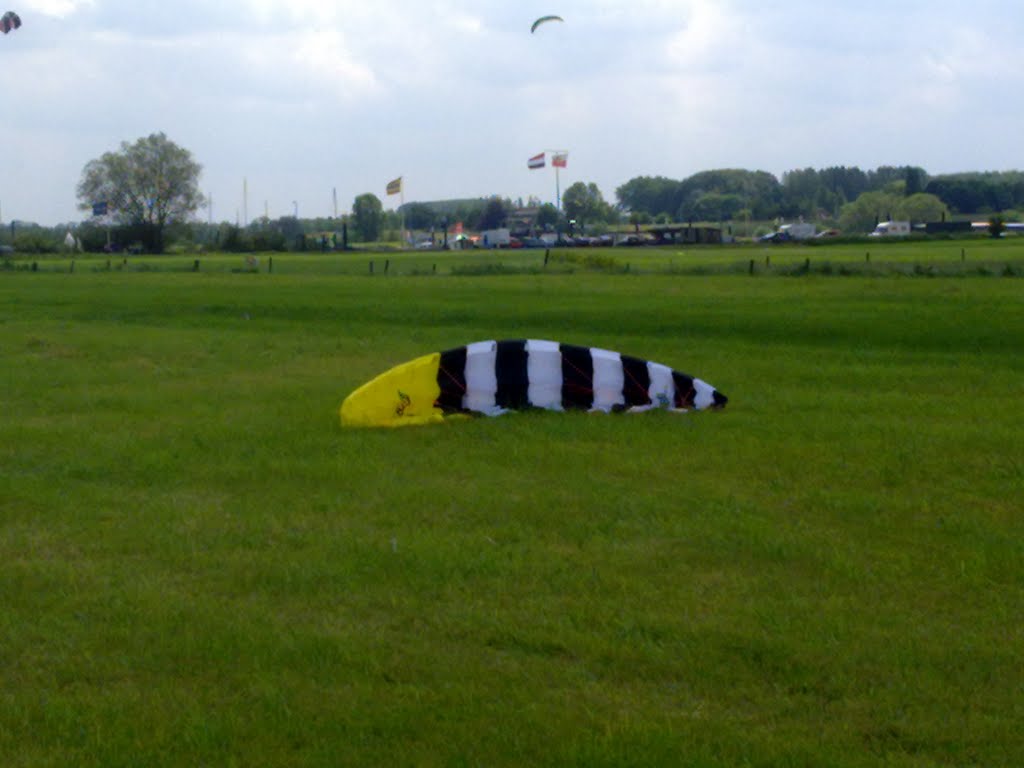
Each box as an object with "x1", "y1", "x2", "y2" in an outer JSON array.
[
  {"x1": 528, "y1": 153, "x2": 545, "y2": 170},
  {"x1": 552, "y1": 152, "x2": 568, "y2": 168}
]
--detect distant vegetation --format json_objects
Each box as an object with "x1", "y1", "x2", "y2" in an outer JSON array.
[
  {"x1": 3, "y1": 163, "x2": 1023, "y2": 255},
  {"x1": 617, "y1": 166, "x2": 1024, "y2": 227}
]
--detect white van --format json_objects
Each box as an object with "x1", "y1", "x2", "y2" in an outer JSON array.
[
  {"x1": 479, "y1": 228, "x2": 511, "y2": 248},
  {"x1": 870, "y1": 221, "x2": 911, "y2": 237}
]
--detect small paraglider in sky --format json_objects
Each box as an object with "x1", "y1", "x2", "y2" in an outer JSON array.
[
  {"x1": 1, "y1": 10, "x2": 20, "y2": 34},
  {"x1": 530, "y1": 15, "x2": 563, "y2": 34},
  {"x1": 341, "y1": 339, "x2": 727, "y2": 427}
]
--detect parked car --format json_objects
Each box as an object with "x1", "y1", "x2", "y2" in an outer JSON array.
[{"x1": 616, "y1": 234, "x2": 654, "y2": 246}]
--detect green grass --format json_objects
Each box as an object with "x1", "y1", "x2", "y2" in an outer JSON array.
[
  {"x1": 5, "y1": 235, "x2": 1024, "y2": 277},
  {"x1": 1, "y1": 263, "x2": 1022, "y2": 766}
]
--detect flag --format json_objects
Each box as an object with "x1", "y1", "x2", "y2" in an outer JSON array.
[
  {"x1": 386, "y1": 177, "x2": 402, "y2": 195},
  {"x1": 528, "y1": 153, "x2": 545, "y2": 170},
  {"x1": 552, "y1": 152, "x2": 568, "y2": 168}
]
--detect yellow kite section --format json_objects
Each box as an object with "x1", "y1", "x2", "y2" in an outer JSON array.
[{"x1": 340, "y1": 353, "x2": 445, "y2": 427}]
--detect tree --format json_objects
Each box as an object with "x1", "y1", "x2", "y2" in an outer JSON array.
[
  {"x1": 838, "y1": 190, "x2": 902, "y2": 233},
  {"x1": 898, "y1": 193, "x2": 948, "y2": 224},
  {"x1": 535, "y1": 203, "x2": 560, "y2": 230},
  {"x1": 677, "y1": 169, "x2": 782, "y2": 221},
  {"x1": 988, "y1": 215, "x2": 1005, "y2": 238},
  {"x1": 562, "y1": 182, "x2": 613, "y2": 229},
  {"x1": 926, "y1": 171, "x2": 1024, "y2": 213},
  {"x1": 76, "y1": 132, "x2": 204, "y2": 253},
  {"x1": 838, "y1": 190, "x2": 949, "y2": 233},
  {"x1": 615, "y1": 176, "x2": 682, "y2": 218},
  {"x1": 781, "y1": 167, "x2": 821, "y2": 216},
  {"x1": 352, "y1": 193, "x2": 383, "y2": 242},
  {"x1": 628, "y1": 210, "x2": 652, "y2": 227},
  {"x1": 477, "y1": 198, "x2": 508, "y2": 230},
  {"x1": 819, "y1": 166, "x2": 869, "y2": 203},
  {"x1": 689, "y1": 192, "x2": 744, "y2": 222},
  {"x1": 904, "y1": 166, "x2": 928, "y2": 196},
  {"x1": 402, "y1": 202, "x2": 436, "y2": 231}
]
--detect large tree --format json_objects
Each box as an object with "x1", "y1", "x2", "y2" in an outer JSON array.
[
  {"x1": 535, "y1": 203, "x2": 560, "y2": 230},
  {"x1": 839, "y1": 190, "x2": 950, "y2": 233},
  {"x1": 562, "y1": 182, "x2": 613, "y2": 229},
  {"x1": 76, "y1": 132, "x2": 204, "y2": 253},
  {"x1": 615, "y1": 176, "x2": 682, "y2": 219},
  {"x1": 401, "y1": 202, "x2": 437, "y2": 231},
  {"x1": 899, "y1": 193, "x2": 949, "y2": 224},
  {"x1": 838, "y1": 190, "x2": 902, "y2": 233},
  {"x1": 351, "y1": 193, "x2": 383, "y2": 242},
  {"x1": 677, "y1": 169, "x2": 782, "y2": 221},
  {"x1": 477, "y1": 198, "x2": 509, "y2": 230}
]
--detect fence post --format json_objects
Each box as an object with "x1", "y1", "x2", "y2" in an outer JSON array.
[
  {"x1": 749, "y1": 259, "x2": 755, "y2": 275},
  {"x1": 384, "y1": 259, "x2": 390, "y2": 274},
  {"x1": 193, "y1": 259, "x2": 200, "y2": 272},
  {"x1": 369, "y1": 260, "x2": 374, "y2": 274},
  {"x1": 269, "y1": 256, "x2": 273, "y2": 273}
]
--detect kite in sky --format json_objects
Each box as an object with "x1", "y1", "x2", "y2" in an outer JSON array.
[
  {"x1": 1, "y1": 11, "x2": 21, "y2": 34},
  {"x1": 341, "y1": 339, "x2": 727, "y2": 427},
  {"x1": 530, "y1": 15, "x2": 563, "y2": 34}
]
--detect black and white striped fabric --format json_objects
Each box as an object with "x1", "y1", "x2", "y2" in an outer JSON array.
[{"x1": 435, "y1": 340, "x2": 726, "y2": 415}]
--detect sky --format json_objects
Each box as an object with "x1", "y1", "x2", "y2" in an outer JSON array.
[{"x1": 2, "y1": 0, "x2": 1023, "y2": 226}]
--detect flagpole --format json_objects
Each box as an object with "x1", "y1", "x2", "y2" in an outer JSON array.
[
  {"x1": 545, "y1": 149, "x2": 568, "y2": 210},
  {"x1": 555, "y1": 165, "x2": 561, "y2": 211},
  {"x1": 527, "y1": 150, "x2": 567, "y2": 210}
]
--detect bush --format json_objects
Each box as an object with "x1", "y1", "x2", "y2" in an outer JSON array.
[{"x1": 13, "y1": 231, "x2": 59, "y2": 254}]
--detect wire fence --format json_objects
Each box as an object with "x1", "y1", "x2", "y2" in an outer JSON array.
[{"x1": 3, "y1": 243, "x2": 1024, "y2": 278}]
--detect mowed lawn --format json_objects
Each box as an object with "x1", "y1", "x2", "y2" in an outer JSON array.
[{"x1": 1, "y1": 265, "x2": 1022, "y2": 766}]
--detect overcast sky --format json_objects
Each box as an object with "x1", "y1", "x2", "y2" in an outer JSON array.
[{"x1": 2, "y1": 0, "x2": 1022, "y2": 225}]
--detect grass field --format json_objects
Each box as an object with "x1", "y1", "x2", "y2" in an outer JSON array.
[
  {"x1": 2, "y1": 249, "x2": 1022, "y2": 766},
  {"x1": 6, "y1": 236, "x2": 1024, "y2": 277}
]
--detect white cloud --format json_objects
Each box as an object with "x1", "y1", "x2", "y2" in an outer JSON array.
[
  {"x1": 3, "y1": 1, "x2": 1024, "y2": 224},
  {"x1": 21, "y1": 0, "x2": 94, "y2": 18},
  {"x1": 292, "y1": 30, "x2": 380, "y2": 99},
  {"x1": 664, "y1": 0, "x2": 739, "y2": 72}
]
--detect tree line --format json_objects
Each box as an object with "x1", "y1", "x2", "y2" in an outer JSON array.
[
  {"x1": 616, "y1": 167, "x2": 1024, "y2": 225},
  {"x1": 6, "y1": 133, "x2": 1023, "y2": 256}
]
